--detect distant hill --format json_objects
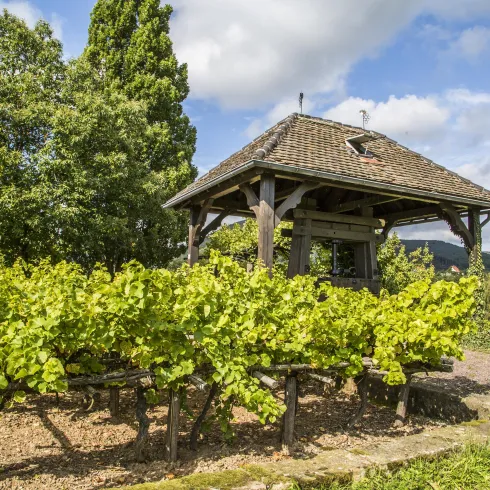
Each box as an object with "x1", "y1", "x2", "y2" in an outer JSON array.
[{"x1": 401, "y1": 239, "x2": 490, "y2": 271}]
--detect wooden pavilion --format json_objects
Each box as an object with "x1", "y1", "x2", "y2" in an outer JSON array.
[{"x1": 164, "y1": 113, "x2": 490, "y2": 288}]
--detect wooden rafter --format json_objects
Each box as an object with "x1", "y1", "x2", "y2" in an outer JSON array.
[
  {"x1": 327, "y1": 195, "x2": 401, "y2": 214},
  {"x1": 381, "y1": 205, "x2": 440, "y2": 224},
  {"x1": 274, "y1": 181, "x2": 320, "y2": 226}
]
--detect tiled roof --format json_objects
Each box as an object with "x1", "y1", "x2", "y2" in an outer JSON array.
[{"x1": 165, "y1": 113, "x2": 490, "y2": 207}]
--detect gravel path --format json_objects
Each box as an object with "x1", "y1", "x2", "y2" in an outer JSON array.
[
  {"x1": 414, "y1": 350, "x2": 490, "y2": 396},
  {"x1": 2, "y1": 350, "x2": 488, "y2": 489},
  {"x1": 0, "y1": 378, "x2": 447, "y2": 489}
]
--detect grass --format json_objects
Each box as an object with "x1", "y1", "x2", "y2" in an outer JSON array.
[{"x1": 303, "y1": 443, "x2": 490, "y2": 490}]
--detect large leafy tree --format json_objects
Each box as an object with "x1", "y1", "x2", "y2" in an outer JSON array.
[
  {"x1": 0, "y1": 4, "x2": 197, "y2": 271},
  {"x1": 0, "y1": 11, "x2": 65, "y2": 263},
  {"x1": 79, "y1": 0, "x2": 197, "y2": 271},
  {"x1": 84, "y1": 0, "x2": 196, "y2": 175}
]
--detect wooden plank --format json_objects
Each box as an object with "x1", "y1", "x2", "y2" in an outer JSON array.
[
  {"x1": 281, "y1": 373, "x2": 297, "y2": 453},
  {"x1": 257, "y1": 174, "x2": 275, "y2": 270},
  {"x1": 239, "y1": 183, "x2": 260, "y2": 217},
  {"x1": 327, "y1": 195, "x2": 401, "y2": 214},
  {"x1": 311, "y1": 220, "x2": 371, "y2": 233},
  {"x1": 165, "y1": 388, "x2": 181, "y2": 462},
  {"x1": 274, "y1": 182, "x2": 320, "y2": 226},
  {"x1": 294, "y1": 209, "x2": 384, "y2": 228},
  {"x1": 292, "y1": 226, "x2": 384, "y2": 243},
  {"x1": 287, "y1": 218, "x2": 311, "y2": 277}
]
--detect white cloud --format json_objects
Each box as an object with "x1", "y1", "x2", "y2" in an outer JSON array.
[
  {"x1": 171, "y1": 0, "x2": 490, "y2": 110},
  {"x1": 446, "y1": 26, "x2": 490, "y2": 61},
  {"x1": 171, "y1": 0, "x2": 427, "y2": 109},
  {"x1": 0, "y1": 0, "x2": 63, "y2": 39},
  {"x1": 323, "y1": 95, "x2": 450, "y2": 146}
]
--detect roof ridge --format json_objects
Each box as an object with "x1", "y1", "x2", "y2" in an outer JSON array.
[{"x1": 253, "y1": 113, "x2": 298, "y2": 159}]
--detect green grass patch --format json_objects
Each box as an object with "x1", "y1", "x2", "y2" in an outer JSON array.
[{"x1": 303, "y1": 443, "x2": 490, "y2": 490}]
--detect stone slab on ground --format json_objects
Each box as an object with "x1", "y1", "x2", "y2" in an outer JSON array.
[{"x1": 117, "y1": 421, "x2": 490, "y2": 490}]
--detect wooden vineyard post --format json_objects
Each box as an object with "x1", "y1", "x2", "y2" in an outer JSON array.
[
  {"x1": 281, "y1": 372, "x2": 298, "y2": 453},
  {"x1": 165, "y1": 388, "x2": 181, "y2": 462},
  {"x1": 109, "y1": 386, "x2": 120, "y2": 417},
  {"x1": 394, "y1": 374, "x2": 412, "y2": 427},
  {"x1": 135, "y1": 387, "x2": 149, "y2": 462}
]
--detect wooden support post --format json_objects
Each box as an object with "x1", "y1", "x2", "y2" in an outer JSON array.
[
  {"x1": 258, "y1": 174, "x2": 275, "y2": 270},
  {"x1": 165, "y1": 388, "x2": 181, "y2": 462},
  {"x1": 287, "y1": 218, "x2": 312, "y2": 278},
  {"x1": 188, "y1": 206, "x2": 201, "y2": 266},
  {"x1": 188, "y1": 201, "x2": 213, "y2": 266},
  {"x1": 109, "y1": 386, "x2": 120, "y2": 417},
  {"x1": 135, "y1": 387, "x2": 149, "y2": 462},
  {"x1": 281, "y1": 372, "x2": 297, "y2": 453},
  {"x1": 394, "y1": 374, "x2": 412, "y2": 427}
]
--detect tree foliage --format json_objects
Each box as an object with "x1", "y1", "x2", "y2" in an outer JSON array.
[
  {"x1": 0, "y1": 5, "x2": 196, "y2": 271},
  {"x1": 378, "y1": 233, "x2": 435, "y2": 294},
  {"x1": 0, "y1": 11, "x2": 65, "y2": 263}
]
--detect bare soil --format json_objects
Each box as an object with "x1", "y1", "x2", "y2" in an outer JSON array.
[
  {"x1": 414, "y1": 350, "x2": 490, "y2": 396},
  {"x1": 6, "y1": 347, "x2": 490, "y2": 490}
]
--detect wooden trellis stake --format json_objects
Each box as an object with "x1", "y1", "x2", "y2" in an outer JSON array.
[
  {"x1": 281, "y1": 372, "x2": 298, "y2": 453},
  {"x1": 165, "y1": 388, "x2": 181, "y2": 462},
  {"x1": 394, "y1": 374, "x2": 412, "y2": 427},
  {"x1": 109, "y1": 386, "x2": 120, "y2": 416}
]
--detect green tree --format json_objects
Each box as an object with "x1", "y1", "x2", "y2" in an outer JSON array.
[
  {"x1": 0, "y1": 11, "x2": 65, "y2": 263},
  {"x1": 83, "y1": 0, "x2": 196, "y2": 175},
  {"x1": 32, "y1": 59, "x2": 191, "y2": 272},
  {"x1": 79, "y1": 0, "x2": 197, "y2": 270},
  {"x1": 0, "y1": 5, "x2": 196, "y2": 271},
  {"x1": 377, "y1": 232, "x2": 435, "y2": 294}
]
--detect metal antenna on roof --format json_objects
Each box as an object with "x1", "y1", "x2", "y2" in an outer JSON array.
[
  {"x1": 360, "y1": 109, "x2": 370, "y2": 130},
  {"x1": 299, "y1": 92, "x2": 304, "y2": 114}
]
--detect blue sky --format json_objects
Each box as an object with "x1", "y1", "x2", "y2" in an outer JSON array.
[{"x1": 3, "y1": 0, "x2": 490, "y2": 246}]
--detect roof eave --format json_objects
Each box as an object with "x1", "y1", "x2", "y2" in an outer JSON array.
[{"x1": 163, "y1": 159, "x2": 490, "y2": 210}]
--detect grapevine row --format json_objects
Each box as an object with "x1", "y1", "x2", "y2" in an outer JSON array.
[{"x1": 0, "y1": 252, "x2": 477, "y2": 430}]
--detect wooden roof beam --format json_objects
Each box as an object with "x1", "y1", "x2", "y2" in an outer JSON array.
[
  {"x1": 381, "y1": 205, "x2": 440, "y2": 223},
  {"x1": 327, "y1": 195, "x2": 401, "y2": 214}
]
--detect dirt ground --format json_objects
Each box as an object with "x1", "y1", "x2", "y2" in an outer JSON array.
[{"x1": 2, "y1": 350, "x2": 488, "y2": 490}]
